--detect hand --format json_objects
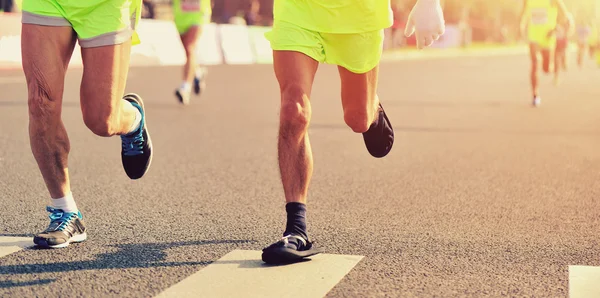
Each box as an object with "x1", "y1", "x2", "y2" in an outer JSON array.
[{"x1": 404, "y1": 0, "x2": 445, "y2": 49}]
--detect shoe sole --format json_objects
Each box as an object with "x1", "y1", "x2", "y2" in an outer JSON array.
[
  {"x1": 261, "y1": 246, "x2": 323, "y2": 265},
  {"x1": 34, "y1": 232, "x2": 87, "y2": 249},
  {"x1": 123, "y1": 93, "x2": 154, "y2": 179}
]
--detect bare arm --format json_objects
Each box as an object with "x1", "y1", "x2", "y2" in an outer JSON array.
[
  {"x1": 555, "y1": 0, "x2": 569, "y2": 18},
  {"x1": 519, "y1": 0, "x2": 529, "y2": 38},
  {"x1": 555, "y1": 0, "x2": 573, "y2": 29}
]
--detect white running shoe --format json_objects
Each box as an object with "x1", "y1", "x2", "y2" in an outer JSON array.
[
  {"x1": 532, "y1": 96, "x2": 541, "y2": 107},
  {"x1": 175, "y1": 88, "x2": 191, "y2": 105}
]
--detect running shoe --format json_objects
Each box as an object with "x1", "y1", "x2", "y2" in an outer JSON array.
[
  {"x1": 262, "y1": 234, "x2": 322, "y2": 264},
  {"x1": 362, "y1": 103, "x2": 394, "y2": 158},
  {"x1": 533, "y1": 96, "x2": 541, "y2": 107},
  {"x1": 34, "y1": 207, "x2": 86, "y2": 249},
  {"x1": 194, "y1": 68, "x2": 207, "y2": 95},
  {"x1": 121, "y1": 93, "x2": 153, "y2": 179},
  {"x1": 175, "y1": 88, "x2": 191, "y2": 105}
]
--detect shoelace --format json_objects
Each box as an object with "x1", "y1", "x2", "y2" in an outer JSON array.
[
  {"x1": 121, "y1": 129, "x2": 145, "y2": 156},
  {"x1": 280, "y1": 234, "x2": 308, "y2": 249},
  {"x1": 46, "y1": 206, "x2": 78, "y2": 232}
]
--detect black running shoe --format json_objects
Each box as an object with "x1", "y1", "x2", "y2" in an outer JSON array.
[
  {"x1": 362, "y1": 103, "x2": 394, "y2": 158},
  {"x1": 121, "y1": 93, "x2": 153, "y2": 179},
  {"x1": 262, "y1": 234, "x2": 323, "y2": 265},
  {"x1": 193, "y1": 76, "x2": 202, "y2": 95},
  {"x1": 34, "y1": 207, "x2": 87, "y2": 249}
]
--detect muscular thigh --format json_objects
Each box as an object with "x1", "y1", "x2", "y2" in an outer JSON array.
[
  {"x1": 79, "y1": 41, "x2": 132, "y2": 114},
  {"x1": 21, "y1": 24, "x2": 76, "y2": 113},
  {"x1": 338, "y1": 65, "x2": 378, "y2": 117}
]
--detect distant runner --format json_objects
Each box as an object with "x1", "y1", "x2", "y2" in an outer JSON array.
[
  {"x1": 173, "y1": 0, "x2": 212, "y2": 105},
  {"x1": 520, "y1": 0, "x2": 572, "y2": 107}
]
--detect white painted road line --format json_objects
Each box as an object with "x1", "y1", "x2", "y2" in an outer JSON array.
[
  {"x1": 0, "y1": 237, "x2": 33, "y2": 258},
  {"x1": 156, "y1": 250, "x2": 364, "y2": 298},
  {"x1": 569, "y1": 265, "x2": 600, "y2": 298}
]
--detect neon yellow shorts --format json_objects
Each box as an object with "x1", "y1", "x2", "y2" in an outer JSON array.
[
  {"x1": 529, "y1": 30, "x2": 556, "y2": 49},
  {"x1": 21, "y1": 0, "x2": 141, "y2": 47},
  {"x1": 174, "y1": 12, "x2": 211, "y2": 34},
  {"x1": 265, "y1": 20, "x2": 384, "y2": 74}
]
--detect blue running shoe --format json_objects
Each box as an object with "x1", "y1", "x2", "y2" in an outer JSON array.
[
  {"x1": 121, "y1": 93, "x2": 153, "y2": 179},
  {"x1": 193, "y1": 76, "x2": 202, "y2": 95},
  {"x1": 34, "y1": 207, "x2": 87, "y2": 249}
]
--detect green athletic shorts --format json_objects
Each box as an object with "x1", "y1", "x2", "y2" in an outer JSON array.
[
  {"x1": 265, "y1": 20, "x2": 384, "y2": 74},
  {"x1": 21, "y1": 0, "x2": 142, "y2": 47},
  {"x1": 172, "y1": 0, "x2": 211, "y2": 35}
]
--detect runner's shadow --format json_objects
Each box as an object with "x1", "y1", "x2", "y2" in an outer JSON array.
[
  {"x1": 0, "y1": 279, "x2": 55, "y2": 289},
  {"x1": 0, "y1": 239, "x2": 255, "y2": 276}
]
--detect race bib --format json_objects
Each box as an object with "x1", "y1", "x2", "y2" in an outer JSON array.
[
  {"x1": 530, "y1": 8, "x2": 548, "y2": 25},
  {"x1": 181, "y1": 0, "x2": 201, "y2": 12}
]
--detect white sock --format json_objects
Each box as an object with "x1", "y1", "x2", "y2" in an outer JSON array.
[
  {"x1": 51, "y1": 192, "x2": 78, "y2": 213},
  {"x1": 127, "y1": 104, "x2": 142, "y2": 134},
  {"x1": 180, "y1": 82, "x2": 191, "y2": 92}
]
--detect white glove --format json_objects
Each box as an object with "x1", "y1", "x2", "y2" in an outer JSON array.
[{"x1": 404, "y1": 0, "x2": 446, "y2": 49}]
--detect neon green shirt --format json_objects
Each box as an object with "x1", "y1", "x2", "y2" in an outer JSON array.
[
  {"x1": 273, "y1": 0, "x2": 393, "y2": 34},
  {"x1": 526, "y1": 0, "x2": 558, "y2": 40}
]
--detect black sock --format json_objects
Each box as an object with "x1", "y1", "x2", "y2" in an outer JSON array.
[{"x1": 284, "y1": 202, "x2": 307, "y2": 240}]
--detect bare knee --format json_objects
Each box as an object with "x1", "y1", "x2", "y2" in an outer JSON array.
[
  {"x1": 27, "y1": 77, "x2": 60, "y2": 122},
  {"x1": 183, "y1": 46, "x2": 196, "y2": 61},
  {"x1": 280, "y1": 85, "x2": 311, "y2": 135},
  {"x1": 82, "y1": 103, "x2": 119, "y2": 137},
  {"x1": 342, "y1": 94, "x2": 374, "y2": 133},
  {"x1": 344, "y1": 110, "x2": 370, "y2": 133}
]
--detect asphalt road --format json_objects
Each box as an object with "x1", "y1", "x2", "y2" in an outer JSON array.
[{"x1": 1, "y1": 53, "x2": 600, "y2": 297}]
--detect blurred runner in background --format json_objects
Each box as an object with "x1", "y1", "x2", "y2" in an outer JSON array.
[
  {"x1": 173, "y1": 0, "x2": 212, "y2": 105},
  {"x1": 553, "y1": 11, "x2": 574, "y2": 85},
  {"x1": 575, "y1": 15, "x2": 592, "y2": 68},
  {"x1": 520, "y1": 0, "x2": 572, "y2": 107},
  {"x1": 589, "y1": 20, "x2": 600, "y2": 66}
]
